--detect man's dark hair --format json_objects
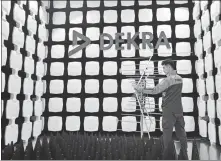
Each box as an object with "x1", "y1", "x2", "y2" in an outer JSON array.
[{"x1": 161, "y1": 59, "x2": 176, "y2": 70}]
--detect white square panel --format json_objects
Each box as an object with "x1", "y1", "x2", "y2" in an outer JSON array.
[
  {"x1": 194, "y1": 20, "x2": 202, "y2": 39},
  {"x1": 85, "y1": 98, "x2": 99, "y2": 113},
  {"x1": 121, "y1": 10, "x2": 135, "y2": 23},
  {"x1": 210, "y1": 1, "x2": 221, "y2": 21},
  {"x1": 197, "y1": 97, "x2": 206, "y2": 117},
  {"x1": 182, "y1": 97, "x2": 194, "y2": 112},
  {"x1": 23, "y1": 100, "x2": 33, "y2": 117},
  {"x1": 5, "y1": 124, "x2": 18, "y2": 145},
  {"x1": 201, "y1": 10, "x2": 210, "y2": 31},
  {"x1": 85, "y1": 79, "x2": 99, "y2": 94},
  {"x1": 182, "y1": 78, "x2": 193, "y2": 93},
  {"x1": 206, "y1": 76, "x2": 215, "y2": 94},
  {"x1": 102, "y1": 116, "x2": 118, "y2": 131},
  {"x1": 103, "y1": 97, "x2": 118, "y2": 112},
  {"x1": 104, "y1": 1, "x2": 118, "y2": 7},
  {"x1": 207, "y1": 100, "x2": 216, "y2": 119},
  {"x1": 67, "y1": 79, "x2": 82, "y2": 94},
  {"x1": 68, "y1": 62, "x2": 82, "y2": 76},
  {"x1": 143, "y1": 117, "x2": 156, "y2": 132},
  {"x1": 205, "y1": 54, "x2": 213, "y2": 73},
  {"x1": 103, "y1": 45, "x2": 117, "y2": 58},
  {"x1": 157, "y1": 43, "x2": 172, "y2": 57},
  {"x1": 212, "y1": 21, "x2": 221, "y2": 44},
  {"x1": 6, "y1": 100, "x2": 19, "y2": 119},
  {"x1": 69, "y1": 46, "x2": 83, "y2": 59},
  {"x1": 103, "y1": 79, "x2": 117, "y2": 94},
  {"x1": 50, "y1": 80, "x2": 64, "y2": 94},
  {"x1": 175, "y1": 8, "x2": 189, "y2": 21},
  {"x1": 199, "y1": 119, "x2": 207, "y2": 137},
  {"x1": 37, "y1": 43, "x2": 46, "y2": 60},
  {"x1": 21, "y1": 122, "x2": 32, "y2": 142},
  {"x1": 122, "y1": 116, "x2": 137, "y2": 132},
  {"x1": 184, "y1": 116, "x2": 195, "y2": 132},
  {"x1": 29, "y1": 1, "x2": 38, "y2": 15},
  {"x1": 66, "y1": 116, "x2": 80, "y2": 131},
  {"x1": 197, "y1": 79, "x2": 206, "y2": 96},
  {"x1": 2, "y1": 19, "x2": 9, "y2": 40},
  {"x1": 10, "y1": 51, "x2": 22, "y2": 71},
  {"x1": 121, "y1": 1, "x2": 134, "y2": 6},
  {"x1": 208, "y1": 123, "x2": 216, "y2": 144},
  {"x1": 85, "y1": 61, "x2": 99, "y2": 76},
  {"x1": 193, "y1": 3, "x2": 200, "y2": 20},
  {"x1": 86, "y1": 44, "x2": 100, "y2": 58},
  {"x1": 12, "y1": 27, "x2": 24, "y2": 48},
  {"x1": 50, "y1": 62, "x2": 64, "y2": 76},
  {"x1": 86, "y1": 27, "x2": 100, "y2": 41},
  {"x1": 33, "y1": 120, "x2": 43, "y2": 138},
  {"x1": 121, "y1": 79, "x2": 135, "y2": 93},
  {"x1": 103, "y1": 10, "x2": 117, "y2": 23},
  {"x1": 66, "y1": 97, "x2": 81, "y2": 112},
  {"x1": 194, "y1": 40, "x2": 203, "y2": 58},
  {"x1": 139, "y1": 43, "x2": 154, "y2": 57},
  {"x1": 176, "y1": 42, "x2": 191, "y2": 56},
  {"x1": 53, "y1": 1, "x2": 67, "y2": 8},
  {"x1": 8, "y1": 75, "x2": 21, "y2": 95},
  {"x1": 48, "y1": 116, "x2": 62, "y2": 131},
  {"x1": 140, "y1": 61, "x2": 154, "y2": 75},
  {"x1": 87, "y1": 10, "x2": 100, "y2": 24},
  {"x1": 121, "y1": 61, "x2": 136, "y2": 75},
  {"x1": 26, "y1": 36, "x2": 36, "y2": 54},
  {"x1": 38, "y1": 25, "x2": 47, "y2": 42},
  {"x1": 177, "y1": 60, "x2": 192, "y2": 74},
  {"x1": 2, "y1": 46, "x2": 7, "y2": 66},
  {"x1": 121, "y1": 43, "x2": 136, "y2": 58},
  {"x1": 69, "y1": 27, "x2": 82, "y2": 41},
  {"x1": 157, "y1": 25, "x2": 171, "y2": 38},
  {"x1": 215, "y1": 74, "x2": 221, "y2": 93},
  {"x1": 2, "y1": 1, "x2": 11, "y2": 15},
  {"x1": 52, "y1": 28, "x2": 65, "y2": 41},
  {"x1": 138, "y1": 1, "x2": 152, "y2": 5},
  {"x1": 2, "y1": 73, "x2": 5, "y2": 92},
  {"x1": 174, "y1": 0, "x2": 188, "y2": 4},
  {"x1": 53, "y1": 12, "x2": 66, "y2": 25},
  {"x1": 122, "y1": 97, "x2": 136, "y2": 112},
  {"x1": 139, "y1": 25, "x2": 153, "y2": 39},
  {"x1": 70, "y1": 1, "x2": 83, "y2": 8},
  {"x1": 39, "y1": 6, "x2": 48, "y2": 24},
  {"x1": 87, "y1": 1, "x2": 100, "y2": 7},
  {"x1": 103, "y1": 26, "x2": 117, "y2": 40},
  {"x1": 176, "y1": 25, "x2": 190, "y2": 38},
  {"x1": 34, "y1": 101, "x2": 43, "y2": 117},
  {"x1": 156, "y1": 0, "x2": 170, "y2": 5},
  {"x1": 84, "y1": 116, "x2": 99, "y2": 131},
  {"x1": 103, "y1": 61, "x2": 117, "y2": 76},
  {"x1": 49, "y1": 98, "x2": 63, "y2": 112},
  {"x1": 51, "y1": 45, "x2": 65, "y2": 58},
  {"x1": 69, "y1": 11, "x2": 83, "y2": 24},
  {"x1": 121, "y1": 26, "x2": 135, "y2": 40},
  {"x1": 36, "y1": 61, "x2": 45, "y2": 77},
  {"x1": 157, "y1": 8, "x2": 171, "y2": 21},
  {"x1": 13, "y1": 3, "x2": 25, "y2": 26},
  {"x1": 139, "y1": 9, "x2": 152, "y2": 22},
  {"x1": 23, "y1": 78, "x2": 34, "y2": 95},
  {"x1": 214, "y1": 47, "x2": 221, "y2": 68}
]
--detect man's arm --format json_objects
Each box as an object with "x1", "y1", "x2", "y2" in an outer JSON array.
[{"x1": 142, "y1": 78, "x2": 169, "y2": 95}]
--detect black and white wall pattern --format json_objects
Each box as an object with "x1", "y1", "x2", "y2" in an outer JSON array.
[
  {"x1": 2, "y1": 0, "x2": 221, "y2": 149},
  {"x1": 1, "y1": 0, "x2": 48, "y2": 148},
  {"x1": 43, "y1": 0, "x2": 200, "y2": 138},
  {"x1": 193, "y1": 1, "x2": 221, "y2": 145}
]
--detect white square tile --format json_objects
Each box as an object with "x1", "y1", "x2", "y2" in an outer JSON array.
[
  {"x1": 85, "y1": 79, "x2": 99, "y2": 94},
  {"x1": 66, "y1": 97, "x2": 81, "y2": 112},
  {"x1": 103, "y1": 97, "x2": 118, "y2": 112},
  {"x1": 103, "y1": 79, "x2": 118, "y2": 94},
  {"x1": 85, "y1": 98, "x2": 99, "y2": 112},
  {"x1": 84, "y1": 116, "x2": 99, "y2": 131},
  {"x1": 67, "y1": 79, "x2": 82, "y2": 94}
]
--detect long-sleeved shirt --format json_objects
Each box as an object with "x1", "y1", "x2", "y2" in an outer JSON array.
[{"x1": 143, "y1": 72, "x2": 183, "y2": 114}]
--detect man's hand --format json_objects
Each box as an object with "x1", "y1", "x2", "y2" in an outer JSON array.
[{"x1": 134, "y1": 86, "x2": 143, "y2": 93}]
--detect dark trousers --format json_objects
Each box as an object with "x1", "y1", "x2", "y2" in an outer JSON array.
[{"x1": 162, "y1": 110, "x2": 188, "y2": 159}]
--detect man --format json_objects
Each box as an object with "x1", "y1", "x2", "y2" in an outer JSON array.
[{"x1": 135, "y1": 59, "x2": 188, "y2": 159}]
